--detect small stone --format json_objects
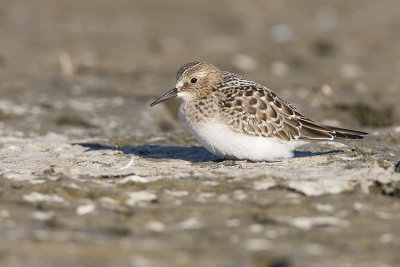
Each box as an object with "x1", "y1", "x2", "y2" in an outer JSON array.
[
  {"x1": 76, "y1": 203, "x2": 96, "y2": 215},
  {"x1": 125, "y1": 191, "x2": 157, "y2": 207},
  {"x1": 23, "y1": 192, "x2": 65, "y2": 204}
]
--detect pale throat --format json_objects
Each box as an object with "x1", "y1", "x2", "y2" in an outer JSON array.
[{"x1": 177, "y1": 91, "x2": 195, "y2": 101}]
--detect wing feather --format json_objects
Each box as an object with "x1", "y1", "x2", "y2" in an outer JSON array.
[
  {"x1": 218, "y1": 84, "x2": 306, "y2": 141},
  {"x1": 217, "y1": 76, "x2": 367, "y2": 141}
]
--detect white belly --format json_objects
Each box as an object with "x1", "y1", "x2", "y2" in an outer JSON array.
[{"x1": 180, "y1": 116, "x2": 303, "y2": 161}]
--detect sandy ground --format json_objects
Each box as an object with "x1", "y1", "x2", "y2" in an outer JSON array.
[{"x1": 1, "y1": 0, "x2": 400, "y2": 266}]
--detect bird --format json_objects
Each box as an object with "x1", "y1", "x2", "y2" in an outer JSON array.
[{"x1": 150, "y1": 61, "x2": 367, "y2": 161}]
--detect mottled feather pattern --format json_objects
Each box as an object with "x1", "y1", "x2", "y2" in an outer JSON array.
[
  {"x1": 216, "y1": 72, "x2": 306, "y2": 141},
  {"x1": 178, "y1": 65, "x2": 365, "y2": 142},
  {"x1": 213, "y1": 71, "x2": 368, "y2": 141}
]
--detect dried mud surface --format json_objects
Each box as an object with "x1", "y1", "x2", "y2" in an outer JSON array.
[{"x1": 1, "y1": 0, "x2": 400, "y2": 266}]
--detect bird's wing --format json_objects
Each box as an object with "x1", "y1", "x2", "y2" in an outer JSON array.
[{"x1": 217, "y1": 84, "x2": 338, "y2": 141}]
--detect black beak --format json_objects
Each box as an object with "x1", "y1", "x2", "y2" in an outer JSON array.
[{"x1": 150, "y1": 88, "x2": 178, "y2": 107}]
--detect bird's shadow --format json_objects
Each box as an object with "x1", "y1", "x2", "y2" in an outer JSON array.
[{"x1": 75, "y1": 143, "x2": 343, "y2": 163}]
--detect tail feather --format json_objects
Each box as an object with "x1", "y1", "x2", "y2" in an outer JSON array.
[
  {"x1": 297, "y1": 117, "x2": 368, "y2": 140},
  {"x1": 324, "y1": 125, "x2": 368, "y2": 140},
  {"x1": 297, "y1": 118, "x2": 335, "y2": 140}
]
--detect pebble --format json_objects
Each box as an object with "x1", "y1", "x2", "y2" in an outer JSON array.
[
  {"x1": 23, "y1": 192, "x2": 65, "y2": 203},
  {"x1": 76, "y1": 203, "x2": 96, "y2": 215},
  {"x1": 125, "y1": 191, "x2": 157, "y2": 207}
]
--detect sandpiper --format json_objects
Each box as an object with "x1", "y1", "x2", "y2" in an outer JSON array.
[{"x1": 151, "y1": 62, "x2": 367, "y2": 161}]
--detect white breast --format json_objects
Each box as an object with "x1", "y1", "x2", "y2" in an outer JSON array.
[
  {"x1": 179, "y1": 109, "x2": 304, "y2": 161},
  {"x1": 177, "y1": 96, "x2": 307, "y2": 161}
]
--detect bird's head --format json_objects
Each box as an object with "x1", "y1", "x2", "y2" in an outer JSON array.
[{"x1": 150, "y1": 62, "x2": 223, "y2": 106}]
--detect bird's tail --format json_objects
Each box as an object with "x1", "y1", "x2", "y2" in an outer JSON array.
[
  {"x1": 296, "y1": 117, "x2": 368, "y2": 140},
  {"x1": 324, "y1": 125, "x2": 368, "y2": 140}
]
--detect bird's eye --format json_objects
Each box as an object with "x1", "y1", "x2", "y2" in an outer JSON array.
[{"x1": 190, "y1": 78, "x2": 198, "y2": 83}]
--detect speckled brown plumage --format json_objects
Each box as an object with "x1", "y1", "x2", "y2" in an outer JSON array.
[{"x1": 209, "y1": 71, "x2": 365, "y2": 141}]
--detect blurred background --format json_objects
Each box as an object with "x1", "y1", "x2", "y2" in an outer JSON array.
[
  {"x1": 1, "y1": 0, "x2": 400, "y2": 266},
  {"x1": 1, "y1": 0, "x2": 399, "y2": 144}
]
